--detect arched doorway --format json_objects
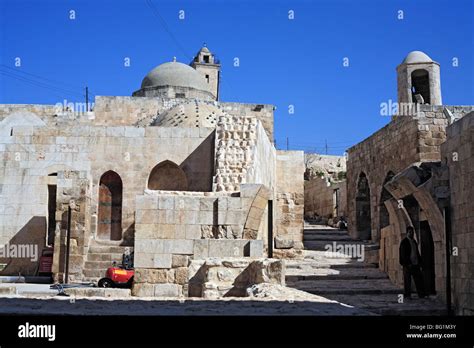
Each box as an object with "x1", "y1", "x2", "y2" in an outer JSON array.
[
  {"x1": 356, "y1": 172, "x2": 371, "y2": 240},
  {"x1": 148, "y1": 160, "x2": 188, "y2": 191},
  {"x1": 411, "y1": 69, "x2": 430, "y2": 104},
  {"x1": 98, "y1": 171, "x2": 123, "y2": 241},
  {"x1": 379, "y1": 171, "x2": 395, "y2": 239}
]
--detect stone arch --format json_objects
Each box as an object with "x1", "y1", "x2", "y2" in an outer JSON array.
[
  {"x1": 379, "y1": 171, "x2": 395, "y2": 238},
  {"x1": 355, "y1": 172, "x2": 371, "y2": 240},
  {"x1": 411, "y1": 69, "x2": 430, "y2": 104},
  {"x1": 148, "y1": 160, "x2": 188, "y2": 191},
  {"x1": 98, "y1": 171, "x2": 123, "y2": 241}
]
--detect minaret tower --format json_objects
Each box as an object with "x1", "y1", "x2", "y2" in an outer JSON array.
[{"x1": 190, "y1": 44, "x2": 221, "y2": 100}]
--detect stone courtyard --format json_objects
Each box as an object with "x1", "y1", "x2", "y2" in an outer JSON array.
[{"x1": 0, "y1": 47, "x2": 472, "y2": 316}]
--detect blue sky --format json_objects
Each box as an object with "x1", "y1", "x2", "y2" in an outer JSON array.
[{"x1": 0, "y1": 0, "x2": 472, "y2": 154}]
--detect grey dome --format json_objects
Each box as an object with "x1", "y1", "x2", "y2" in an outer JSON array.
[
  {"x1": 141, "y1": 61, "x2": 209, "y2": 91},
  {"x1": 402, "y1": 51, "x2": 433, "y2": 64},
  {"x1": 152, "y1": 100, "x2": 226, "y2": 128}
]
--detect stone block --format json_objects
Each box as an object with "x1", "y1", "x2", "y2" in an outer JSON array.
[
  {"x1": 158, "y1": 196, "x2": 174, "y2": 210},
  {"x1": 132, "y1": 283, "x2": 154, "y2": 297},
  {"x1": 172, "y1": 255, "x2": 189, "y2": 268},
  {"x1": 208, "y1": 239, "x2": 246, "y2": 257},
  {"x1": 153, "y1": 253, "x2": 172, "y2": 268},
  {"x1": 154, "y1": 284, "x2": 182, "y2": 297},
  {"x1": 193, "y1": 239, "x2": 209, "y2": 259},
  {"x1": 274, "y1": 236, "x2": 295, "y2": 249},
  {"x1": 164, "y1": 239, "x2": 194, "y2": 255},
  {"x1": 199, "y1": 198, "x2": 216, "y2": 211},
  {"x1": 185, "y1": 224, "x2": 201, "y2": 239},
  {"x1": 135, "y1": 269, "x2": 169, "y2": 283},
  {"x1": 247, "y1": 240, "x2": 264, "y2": 257},
  {"x1": 174, "y1": 267, "x2": 188, "y2": 285}
]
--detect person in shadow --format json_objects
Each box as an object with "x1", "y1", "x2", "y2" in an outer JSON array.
[{"x1": 399, "y1": 226, "x2": 426, "y2": 299}]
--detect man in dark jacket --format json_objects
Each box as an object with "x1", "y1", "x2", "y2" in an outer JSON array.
[{"x1": 399, "y1": 226, "x2": 426, "y2": 298}]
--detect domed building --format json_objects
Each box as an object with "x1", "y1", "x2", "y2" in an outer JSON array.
[{"x1": 0, "y1": 45, "x2": 305, "y2": 297}]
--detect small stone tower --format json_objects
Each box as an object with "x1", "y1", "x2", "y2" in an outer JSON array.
[
  {"x1": 191, "y1": 45, "x2": 221, "y2": 100},
  {"x1": 397, "y1": 51, "x2": 442, "y2": 105}
]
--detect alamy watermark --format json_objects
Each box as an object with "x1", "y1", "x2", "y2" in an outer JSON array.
[
  {"x1": 0, "y1": 243, "x2": 38, "y2": 262},
  {"x1": 324, "y1": 242, "x2": 365, "y2": 262},
  {"x1": 380, "y1": 99, "x2": 419, "y2": 117}
]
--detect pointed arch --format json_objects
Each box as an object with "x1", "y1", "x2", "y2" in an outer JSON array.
[{"x1": 148, "y1": 160, "x2": 188, "y2": 191}]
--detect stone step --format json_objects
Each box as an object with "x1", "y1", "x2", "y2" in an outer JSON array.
[
  {"x1": 88, "y1": 245, "x2": 132, "y2": 254},
  {"x1": 286, "y1": 267, "x2": 389, "y2": 281},
  {"x1": 286, "y1": 261, "x2": 378, "y2": 269},
  {"x1": 304, "y1": 234, "x2": 353, "y2": 241},
  {"x1": 286, "y1": 279, "x2": 401, "y2": 295},
  {"x1": 303, "y1": 240, "x2": 379, "y2": 251},
  {"x1": 84, "y1": 261, "x2": 115, "y2": 270},
  {"x1": 304, "y1": 229, "x2": 347, "y2": 234},
  {"x1": 82, "y1": 269, "x2": 106, "y2": 278}
]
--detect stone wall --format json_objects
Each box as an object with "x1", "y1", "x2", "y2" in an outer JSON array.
[
  {"x1": 305, "y1": 153, "x2": 346, "y2": 181},
  {"x1": 188, "y1": 258, "x2": 284, "y2": 298},
  {"x1": 347, "y1": 105, "x2": 474, "y2": 242},
  {"x1": 441, "y1": 111, "x2": 474, "y2": 315},
  {"x1": 274, "y1": 151, "x2": 304, "y2": 254},
  {"x1": 304, "y1": 177, "x2": 347, "y2": 220},
  {"x1": 132, "y1": 188, "x2": 266, "y2": 297}
]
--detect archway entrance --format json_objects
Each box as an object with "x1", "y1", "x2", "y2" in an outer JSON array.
[
  {"x1": 148, "y1": 160, "x2": 188, "y2": 191},
  {"x1": 98, "y1": 171, "x2": 123, "y2": 241},
  {"x1": 356, "y1": 172, "x2": 371, "y2": 240}
]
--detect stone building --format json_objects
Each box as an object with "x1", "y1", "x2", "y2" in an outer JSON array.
[
  {"x1": 304, "y1": 154, "x2": 347, "y2": 222},
  {"x1": 346, "y1": 51, "x2": 474, "y2": 314},
  {"x1": 0, "y1": 46, "x2": 304, "y2": 297}
]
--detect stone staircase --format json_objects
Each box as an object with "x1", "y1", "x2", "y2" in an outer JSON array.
[
  {"x1": 82, "y1": 244, "x2": 133, "y2": 283},
  {"x1": 285, "y1": 224, "x2": 446, "y2": 315}
]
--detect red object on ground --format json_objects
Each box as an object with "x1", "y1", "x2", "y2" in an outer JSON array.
[{"x1": 98, "y1": 267, "x2": 134, "y2": 288}]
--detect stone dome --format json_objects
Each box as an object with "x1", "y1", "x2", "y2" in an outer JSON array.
[
  {"x1": 152, "y1": 100, "x2": 227, "y2": 128},
  {"x1": 141, "y1": 61, "x2": 209, "y2": 92},
  {"x1": 402, "y1": 51, "x2": 433, "y2": 64}
]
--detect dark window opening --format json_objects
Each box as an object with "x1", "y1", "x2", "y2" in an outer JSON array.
[
  {"x1": 47, "y1": 184, "x2": 57, "y2": 245},
  {"x1": 411, "y1": 69, "x2": 430, "y2": 104},
  {"x1": 203, "y1": 55, "x2": 210, "y2": 63},
  {"x1": 175, "y1": 93, "x2": 185, "y2": 98},
  {"x1": 10, "y1": 128, "x2": 13, "y2": 136},
  {"x1": 205, "y1": 74, "x2": 210, "y2": 83}
]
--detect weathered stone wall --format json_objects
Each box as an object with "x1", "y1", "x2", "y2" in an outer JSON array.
[
  {"x1": 188, "y1": 258, "x2": 284, "y2": 298},
  {"x1": 274, "y1": 151, "x2": 304, "y2": 254},
  {"x1": 132, "y1": 188, "x2": 265, "y2": 297},
  {"x1": 441, "y1": 111, "x2": 474, "y2": 315},
  {"x1": 304, "y1": 177, "x2": 347, "y2": 219},
  {"x1": 347, "y1": 105, "x2": 474, "y2": 242},
  {"x1": 305, "y1": 153, "x2": 346, "y2": 180}
]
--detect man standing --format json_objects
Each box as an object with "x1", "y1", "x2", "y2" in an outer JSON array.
[{"x1": 399, "y1": 226, "x2": 426, "y2": 299}]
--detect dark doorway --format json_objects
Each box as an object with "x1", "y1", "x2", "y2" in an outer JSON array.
[
  {"x1": 267, "y1": 200, "x2": 273, "y2": 258},
  {"x1": 356, "y1": 172, "x2": 371, "y2": 240},
  {"x1": 47, "y1": 184, "x2": 57, "y2": 246},
  {"x1": 411, "y1": 69, "x2": 430, "y2": 104},
  {"x1": 420, "y1": 220, "x2": 436, "y2": 294},
  {"x1": 98, "y1": 171, "x2": 123, "y2": 241}
]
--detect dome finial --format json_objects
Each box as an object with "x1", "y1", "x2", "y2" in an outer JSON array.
[
  {"x1": 203, "y1": 42, "x2": 207, "y2": 47},
  {"x1": 172, "y1": 56, "x2": 176, "y2": 62}
]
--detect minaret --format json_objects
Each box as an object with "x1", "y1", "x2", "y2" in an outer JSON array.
[
  {"x1": 190, "y1": 44, "x2": 220, "y2": 100},
  {"x1": 397, "y1": 51, "x2": 442, "y2": 105}
]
